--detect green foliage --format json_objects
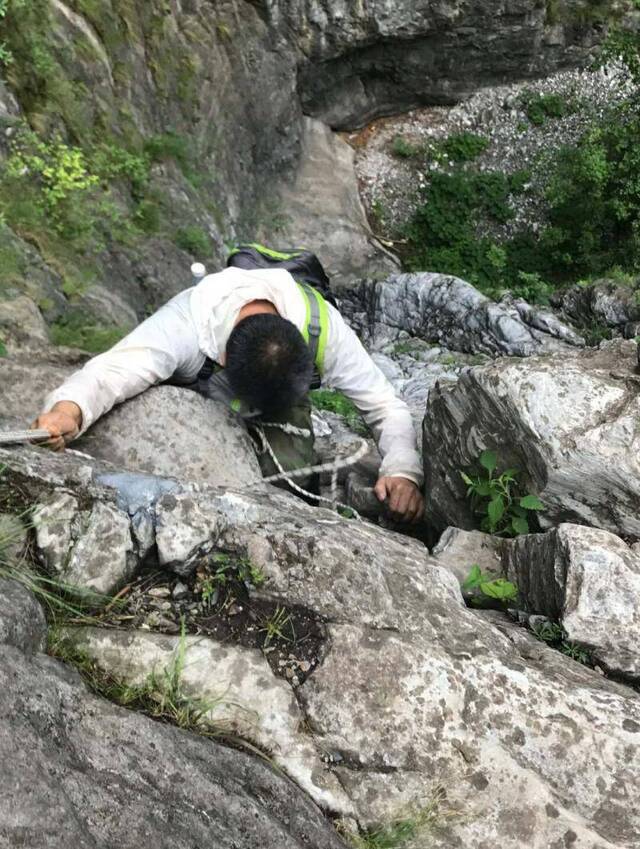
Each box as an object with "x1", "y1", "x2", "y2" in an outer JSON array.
[
  {"x1": 50, "y1": 313, "x2": 129, "y2": 353},
  {"x1": 463, "y1": 565, "x2": 519, "y2": 605},
  {"x1": 531, "y1": 620, "x2": 592, "y2": 666},
  {"x1": 348, "y1": 787, "x2": 451, "y2": 849},
  {"x1": 174, "y1": 226, "x2": 212, "y2": 257},
  {"x1": 309, "y1": 389, "x2": 368, "y2": 436},
  {"x1": 438, "y1": 131, "x2": 489, "y2": 163},
  {"x1": 50, "y1": 620, "x2": 249, "y2": 737},
  {"x1": 144, "y1": 131, "x2": 200, "y2": 187},
  {"x1": 520, "y1": 91, "x2": 574, "y2": 126},
  {"x1": 461, "y1": 450, "x2": 545, "y2": 536},
  {"x1": 391, "y1": 136, "x2": 422, "y2": 159},
  {"x1": 0, "y1": 336, "x2": 6, "y2": 357},
  {"x1": 403, "y1": 169, "x2": 533, "y2": 294},
  {"x1": 198, "y1": 552, "x2": 266, "y2": 609},
  {"x1": 259, "y1": 606, "x2": 294, "y2": 648}
]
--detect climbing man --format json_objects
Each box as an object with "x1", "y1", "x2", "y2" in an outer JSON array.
[{"x1": 31, "y1": 255, "x2": 425, "y2": 523}]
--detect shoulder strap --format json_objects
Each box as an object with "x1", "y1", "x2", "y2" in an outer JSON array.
[{"x1": 297, "y1": 281, "x2": 329, "y2": 373}]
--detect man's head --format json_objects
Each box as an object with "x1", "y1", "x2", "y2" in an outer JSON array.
[{"x1": 225, "y1": 314, "x2": 313, "y2": 414}]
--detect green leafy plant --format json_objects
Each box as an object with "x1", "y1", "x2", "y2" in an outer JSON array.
[
  {"x1": 0, "y1": 335, "x2": 6, "y2": 357},
  {"x1": 461, "y1": 450, "x2": 545, "y2": 536},
  {"x1": 49, "y1": 313, "x2": 130, "y2": 354},
  {"x1": 463, "y1": 565, "x2": 518, "y2": 605},
  {"x1": 531, "y1": 620, "x2": 591, "y2": 666}
]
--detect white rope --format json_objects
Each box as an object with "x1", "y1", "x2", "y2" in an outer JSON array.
[{"x1": 251, "y1": 421, "x2": 369, "y2": 520}]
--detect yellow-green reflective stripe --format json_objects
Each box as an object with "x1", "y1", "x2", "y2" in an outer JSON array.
[
  {"x1": 314, "y1": 287, "x2": 329, "y2": 373},
  {"x1": 299, "y1": 283, "x2": 311, "y2": 344},
  {"x1": 244, "y1": 243, "x2": 303, "y2": 261}
]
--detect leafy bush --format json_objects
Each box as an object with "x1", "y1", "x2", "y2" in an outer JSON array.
[
  {"x1": 174, "y1": 226, "x2": 211, "y2": 257},
  {"x1": 50, "y1": 313, "x2": 129, "y2": 353},
  {"x1": 461, "y1": 450, "x2": 545, "y2": 536},
  {"x1": 391, "y1": 136, "x2": 421, "y2": 159},
  {"x1": 403, "y1": 170, "x2": 531, "y2": 292},
  {"x1": 521, "y1": 91, "x2": 573, "y2": 126},
  {"x1": 438, "y1": 131, "x2": 489, "y2": 162}
]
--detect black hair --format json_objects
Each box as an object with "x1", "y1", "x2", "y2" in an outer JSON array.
[{"x1": 225, "y1": 314, "x2": 313, "y2": 414}]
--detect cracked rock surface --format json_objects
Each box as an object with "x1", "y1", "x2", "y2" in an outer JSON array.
[
  {"x1": 423, "y1": 338, "x2": 640, "y2": 538},
  {"x1": 2, "y1": 442, "x2": 638, "y2": 846}
]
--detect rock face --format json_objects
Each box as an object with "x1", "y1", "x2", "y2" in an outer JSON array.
[
  {"x1": 423, "y1": 339, "x2": 640, "y2": 538},
  {"x1": 0, "y1": 578, "x2": 46, "y2": 653},
  {"x1": 76, "y1": 385, "x2": 264, "y2": 487},
  {"x1": 552, "y1": 275, "x2": 640, "y2": 335},
  {"x1": 0, "y1": 0, "x2": 622, "y2": 326},
  {"x1": 0, "y1": 612, "x2": 347, "y2": 849},
  {"x1": 64, "y1": 627, "x2": 352, "y2": 815},
  {"x1": 33, "y1": 491, "x2": 137, "y2": 597},
  {"x1": 504, "y1": 523, "x2": 640, "y2": 680},
  {"x1": 274, "y1": 117, "x2": 398, "y2": 290},
  {"x1": 275, "y1": 0, "x2": 618, "y2": 128},
  {"x1": 341, "y1": 273, "x2": 585, "y2": 356},
  {"x1": 0, "y1": 349, "x2": 88, "y2": 423}
]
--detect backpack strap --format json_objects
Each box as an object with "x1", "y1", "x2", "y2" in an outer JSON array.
[{"x1": 297, "y1": 281, "x2": 329, "y2": 373}]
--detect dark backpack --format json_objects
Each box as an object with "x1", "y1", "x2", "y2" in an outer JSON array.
[{"x1": 226, "y1": 243, "x2": 337, "y2": 307}]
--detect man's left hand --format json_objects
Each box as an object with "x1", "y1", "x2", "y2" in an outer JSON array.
[{"x1": 374, "y1": 476, "x2": 424, "y2": 524}]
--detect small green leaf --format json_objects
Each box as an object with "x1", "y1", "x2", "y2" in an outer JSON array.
[
  {"x1": 511, "y1": 517, "x2": 529, "y2": 535},
  {"x1": 480, "y1": 450, "x2": 497, "y2": 473},
  {"x1": 502, "y1": 468, "x2": 520, "y2": 479},
  {"x1": 460, "y1": 472, "x2": 473, "y2": 486},
  {"x1": 0, "y1": 337, "x2": 6, "y2": 358},
  {"x1": 463, "y1": 565, "x2": 483, "y2": 590},
  {"x1": 480, "y1": 578, "x2": 518, "y2": 601},
  {"x1": 520, "y1": 494, "x2": 545, "y2": 511},
  {"x1": 487, "y1": 496, "x2": 505, "y2": 527},
  {"x1": 474, "y1": 480, "x2": 491, "y2": 497}
]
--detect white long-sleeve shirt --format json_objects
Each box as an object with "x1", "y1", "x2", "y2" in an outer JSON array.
[{"x1": 44, "y1": 267, "x2": 423, "y2": 485}]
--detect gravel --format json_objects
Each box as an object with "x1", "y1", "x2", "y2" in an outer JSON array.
[{"x1": 347, "y1": 62, "x2": 635, "y2": 239}]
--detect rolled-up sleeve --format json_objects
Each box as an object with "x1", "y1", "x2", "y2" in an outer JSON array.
[
  {"x1": 43, "y1": 290, "x2": 203, "y2": 435},
  {"x1": 322, "y1": 304, "x2": 424, "y2": 486}
]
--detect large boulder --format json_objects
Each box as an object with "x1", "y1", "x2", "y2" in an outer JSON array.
[
  {"x1": 75, "y1": 385, "x2": 263, "y2": 488},
  {"x1": 0, "y1": 646, "x2": 347, "y2": 849},
  {"x1": 423, "y1": 339, "x2": 640, "y2": 538},
  {"x1": 278, "y1": 0, "x2": 617, "y2": 128},
  {"x1": 341, "y1": 273, "x2": 584, "y2": 355},
  {"x1": 503, "y1": 523, "x2": 640, "y2": 680},
  {"x1": 0, "y1": 578, "x2": 47, "y2": 653},
  {"x1": 4, "y1": 425, "x2": 640, "y2": 847}
]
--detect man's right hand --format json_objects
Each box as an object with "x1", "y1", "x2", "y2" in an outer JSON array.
[{"x1": 31, "y1": 401, "x2": 82, "y2": 452}]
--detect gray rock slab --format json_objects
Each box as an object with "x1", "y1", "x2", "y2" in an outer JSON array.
[
  {"x1": 64, "y1": 627, "x2": 352, "y2": 816},
  {"x1": 341, "y1": 272, "x2": 584, "y2": 355},
  {"x1": 75, "y1": 385, "x2": 263, "y2": 487},
  {"x1": 431, "y1": 526, "x2": 504, "y2": 587},
  {"x1": 503, "y1": 523, "x2": 640, "y2": 680},
  {"x1": 0, "y1": 579, "x2": 46, "y2": 653},
  {"x1": 33, "y1": 491, "x2": 137, "y2": 597},
  {"x1": 423, "y1": 339, "x2": 640, "y2": 538},
  {"x1": 275, "y1": 117, "x2": 398, "y2": 288},
  {"x1": 0, "y1": 643, "x2": 347, "y2": 849}
]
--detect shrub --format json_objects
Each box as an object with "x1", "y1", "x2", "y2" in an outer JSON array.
[
  {"x1": 461, "y1": 450, "x2": 545, "y2": 536},
  {"x1": 438, "y1": 131, "x2": 489, "y2": 162},
  {"x1": 521, "y1": 91, "x2": 573, "y2": 126},
  {"x1": 50, "y1": 313, "x2": 129, "y2": 353},
  {"x1": 174, "y1": 226, "x2": 211, "y2": 257},
  {"x1": 391, "y1": 136, "x2": 422, "y2": 159}
]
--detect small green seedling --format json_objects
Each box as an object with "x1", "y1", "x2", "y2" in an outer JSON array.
[
  {"x1": 461, "y1": 450, "x2": 545, "y2": 536},
  {"x1": 259, "y1": 606, "x2": 294, "y2": 648},
  {"x1": 463, "y1": 565, "x2": 519, "y2": 605},
  {"x1": 532, "y1": 620, "x2": 591, "y2": 666}
]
